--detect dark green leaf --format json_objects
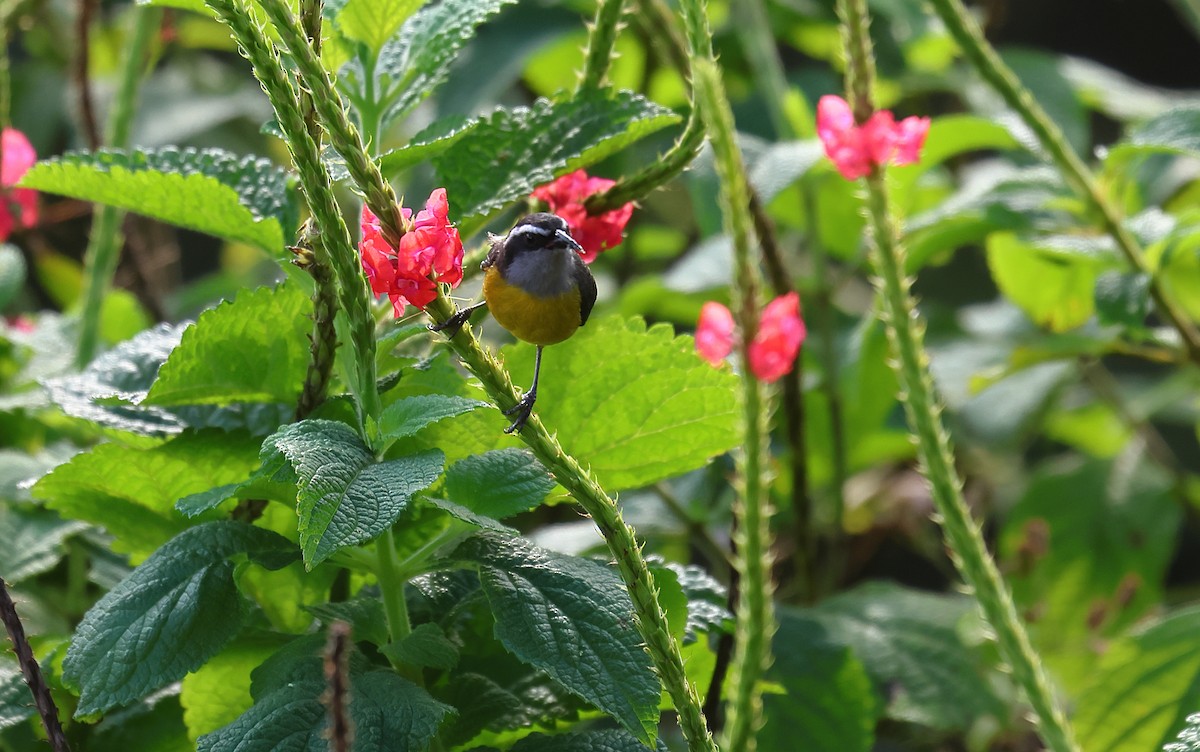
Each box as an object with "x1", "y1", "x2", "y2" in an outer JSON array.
[
  {"x1": 435, "y1": 91, "x2": 681, "y2": 221},
  {"x1": 261, "y1": 420, "x2": 445, "y2": 567},
  {"x1": 377, "y1": 394, "x2": 486, "y2": 441},
  {"x1": 805, "y1": 582, "x2": 1005, "y2": 730},
  {"x1": 0, "y1": 505, "x2": 87, "y2": 583},
  {"x1": 21, "y1": 148, "x2": 295, "y2": 252},
  {"x1": 304, "y1": 597, "x2": 390, "y2": 646},
  {"x1": 511, "y1": 730, "x2": 669, "y2": 752},
  {"x1": 1095, "y1": 270, "x2": 1151, "y2": 328},
  {"x1": 0, "y1": 244, "x2": 25, "y2": 309},
  {"x1": 444, "y1": 448, "x2": 553, "y2": 519},
  {"x1": 63, "y1": 522, "x2": 298, "y2": 716},
  {"x1": 503, "y1": 316, "x2": 740, "y2": 490},
  {"x1": 382, "y1": 622, "x2": 460, "y2": 669},
  {"x1": 180, "y1": 636, "x2": 286, "y2": 744},
  {"x1": 1123, "y1": 105, "x2": 1200, "y2": 158},
  {"x1": 458, "y1": 531, "x2": 659, "y2": 744},
  {"x1": 1166, "y1": 713, "x2": 1200, "y2": 752},
  {"x1": 378, "y1": 115, "x2": 481, "y2": 175},
  {"x1": 145, "y1": 283, "x2": 312, "y2": 407},
  {"x1": 0, "y1": 659, "x2": 35, "y2": 730}
]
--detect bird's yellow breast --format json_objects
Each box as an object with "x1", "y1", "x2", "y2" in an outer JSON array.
[{"x1": 484, "y1": 266, "x2": 582, "y2": 346}]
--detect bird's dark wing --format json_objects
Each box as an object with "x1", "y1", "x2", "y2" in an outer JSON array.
[
  {"x1": 574, "y1": 257, "x2": 598, "y2": 326},
  {"x1": 482, "y1": 234, "x2": 504, "y2": 270}
]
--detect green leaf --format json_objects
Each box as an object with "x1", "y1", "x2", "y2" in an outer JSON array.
[
  {"x1": 0, "y1": 658, "x2": 35, "y2": 730},
  {"x1": 198, "y1": 668, "x2": 454, "y2": 752},
  {"x1": 0, "y1": 505, "x2": 87, "y2": 583},
  {"x1": 377, "y1": 394, "x2": 486, "y2": 441},
  {"x1": 261, "y1": 419, "x2": 445, "y2": 567},
  {"x1": 180, "y1": 636, "x2": 285, "y2": 744},
  {"x1": 382, "y1": 622, "x2": 460, "y2": 669},
  {"x1": 444, "y1": 448, "x2": 554, "y2": 519},
  {"x1": 1095, "y1": 270, "x2": 1151, "y2": 328},
  {"x1": 986, "y1": 231, "x2": 1104, "y2": 331},
  {"x1": 377, "y1": 0, "x2": 518, "y2": 123},
  {"x1": 63, "y1": 522, "x2": 298, "y2": 716},
  {"x1": 760, "y1": 610, "x2": 878, "y2": 752},
  {"x1": 378, "y1": 115, "x2": 481, "y2": 175},
  {"x1": 335, "y1": 0, "x2": 421, "y2": 56},
  {"x1": 304, "y1": 597, "x2": 389, "y2": 646},
  {"x1": 145, "y1": 283, "x2": 311, "y2": 406},
  {"x1": 33, "y1": 430, "x2": 264, "y2": 558},
  {"x1": 21, "y1": 148, "x2": 295, "y2": 252},
  {"x1": 511, "y1": 730, "x2": 669, "y2": 752},
  {"x1": 503, "y1": 316, "x2": 740, "y2": 490},
  {"x1": 1166, "y1": 713, "x2": 1200, "y2": 752},
  {"x1": 458, "y1": 531, "x2": 659, "y2": 744},
  {"x1": 805, "y1": 582, "x2": 1004, "y2": 730},
  {"x1": 0, "y1": 244, "x2": 26, "y2": 308},
  {"x1": 1075, "y1": 607, "x2": 1200, "y2": 752},
  {"x1": 1121, "y1": 105, "x2": 1200, "y2": 159},
  {"x1": 435, "y1": 91, "x2": 681, "y2": 221}
]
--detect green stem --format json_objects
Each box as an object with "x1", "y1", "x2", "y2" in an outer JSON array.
[
  {"x1": 578, "y1": 0, "x2": 625, "y2": 91},
  {"x1": 924, "y1": 0, "x2": 1200, "y2": 366},
  {"x1": 425, "y1": 292, "x2": 717, "y2": 752},
  {"x1": 839, "y1": 2, "x2": 1078, "y2": 750},
  {"x1": 376, "y1": 529, "x2": 411, "y2": 644},
  {"x1": 293, "y1": 227, "x2": 337, "y2": 420},
  {"x1": 205, "y1": 0, "x2": 380, "y2": 424},
  {"x1": 694, "y1": 58, "x2": 775, "y2": 752},
  {"x1": 74, "y1": 7, "x2": 159, "y2": 368},
  {"x1": 736, "y1": 0, "x2": 790, "y2": 139}
]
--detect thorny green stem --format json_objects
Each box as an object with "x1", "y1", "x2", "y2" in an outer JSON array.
[
  {"x1": 925, "y1": 0, "x2": 1200, "y2": 367},
  {"x1": 425, "y1": 292, "x2": 718, "y2": 752},
  {"x1": 1, "y1": 578, "x2": 69, "y2": 752},
  {"x1": 578, "y1": 0, "x2": 625, "y2": 91},
  {"x1": 206, "y1": 0, "x2": 380, "y2": 424},
  {"x1": 694, "y1": 59, "x2": 775, "y2": 752},
  {"x1": 254, "y1": 0, "x2": 405, "y2": 248},
  {"x1": 75, "y1": 7, "x2": 159, "y2": 369},
  {"x1": 840, "y1": 1, "x2": 1079, "y2": 750},
  {"x1": 293, "y1": 228, "x2": 337, "y2": 420}
]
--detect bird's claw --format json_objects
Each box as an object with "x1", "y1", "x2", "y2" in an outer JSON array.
[
  {"x1": 428, "y1": 308, "x2": 471, "y2": 339},
  {"x1": 503, "y1": 390, "x2": 537, "y2": 434}
]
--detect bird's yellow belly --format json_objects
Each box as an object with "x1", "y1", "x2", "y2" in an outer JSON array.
[{"x1": 484, "y1": 267, "x2": 581, "y2": 346}]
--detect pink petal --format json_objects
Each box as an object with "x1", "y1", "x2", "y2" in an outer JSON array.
[
  {"x1": 861, "y1": 110, "x2": 898, "y2": 166},
  {"x1": 695, "y1": 302, "x2": 735, "y2": 366},
  {"x1": 1, "y1": 129, "x2": 36, "y2": 189},
  {"x1": 893, "y1": 116, "x2": 931, "y2": 166},
  {"x1": 816, "y1": 95, "x2": 855, "y2": 144},
  {"x1": 749, "y1": 293, "x2": 806, "y2": 383}
]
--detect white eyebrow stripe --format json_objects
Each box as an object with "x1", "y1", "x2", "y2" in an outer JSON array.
[{"x1": 507, "y1": 224, "x2": 555, "y2": 242}]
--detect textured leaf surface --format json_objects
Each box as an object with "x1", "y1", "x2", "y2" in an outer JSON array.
[
  {"x1": 1166, "y1": 713, "x2": 1200, "y2": 752},
  {"x1": 444, "y1": 448, "x2": 554, "y2": 519},
  {"x1": 335, "y1": 0, "x2": 420, "y2": 55},
  {"x1": 383, "y1": 622, "x2": 460, "y2": 669},
  {"x1": 377, "y1": 0, "x2": 517, "y2": 122},
  {"x1": 1075, "y1": 607, "x2": 1200, "y2": 752},
  {"x1": 504, "y1": 316, "x2": 739, "y2": 490},
  {"x1": 378, "y1": 115, "x2": 481, "y2": 174},
  {"x1": 805, "y1": 582, "x2": 1004, "y2": 730},
  {"x1": 261, "y1": 420, "x2": 444, "y2": 567},
  {"x1": 33, "y1": 430, "x2": 263, "y2": 558},
  {"x1": 459, "y1": 531, "x2": 659, "y2": 744},
  {"x1": 1121, "y1": 105, "x2": 1200, "y2": 158},
  {"x1": 0, "y1": 659, "x2": 34, "y2": 730},
  {"x1": 63, "y1": 522, "x2": 298, "y2": 716},
  {"x1": 21, "y1": 148, "x2": 294, "y2": 251},
  {"x1": 304, "y1": 597, "x2": 389, "y2": 646},
  {"x1": 145, "y1": 283, "x2": 311, "y2": 406},
  {"x1": 377, "y1": 394, "x2": 486, "y2": 441},
  {"x1": 760, "y1": 609, "x2": 878, "y2": 752},
  {"x1": 0, "y1": 505, "x2": 87, "y2": 583},
  {"x1": 435, "y1": 91, "x2": 680, "y2": 220},
  {"x1": 512, "y1": 730, "x2": 669, "y2": 752}
]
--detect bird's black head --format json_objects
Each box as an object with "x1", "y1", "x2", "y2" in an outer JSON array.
[{"x1": 502, "y1": 213, "x2": 583, "y2": 262}]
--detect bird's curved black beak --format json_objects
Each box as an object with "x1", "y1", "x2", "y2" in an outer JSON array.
[{"x1": 554, "y1": 228, "x2": 584, "y2": 254}]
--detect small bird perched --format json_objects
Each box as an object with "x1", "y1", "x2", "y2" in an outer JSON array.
[{"x1": 432, "y1": 213, "x2": 597, "y2": 433}]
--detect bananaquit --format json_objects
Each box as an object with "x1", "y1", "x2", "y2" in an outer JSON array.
[{"x1": 432, "y1": 213, "x2": 597, "y2": 433}]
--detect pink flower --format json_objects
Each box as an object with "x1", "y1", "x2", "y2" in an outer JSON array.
[
  {"x1": 695, "y1": 293, "x2": 806, "y2": 383},
  {"x1": 816, "y1": 95, "x2": 930, "y2": 180},
  {"x1": 0, "y1": 128, "x2": 37, "y2": 241},
  {"x1": 695, "y1": 301, "x2": 735, "y2": 365},
  {"x1": 531, "y1": 170, "x2": 633, "y2": 263},
  {"x1": 749, "y1": 292, "x2": 806, "y2": 383},
  {"x1": 359, "y1": 188, "x2": 463, "y2": 317}
]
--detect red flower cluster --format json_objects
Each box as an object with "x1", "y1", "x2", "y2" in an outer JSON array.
[
  {"x1": 816, "y1": 95, "x2": 930, "y2": 180},
  {"x1": 695, "y1": 292, "x2": 806, "y2": 383},
  {"x1": 531, "y1": 170, "x2": 633, "y2": 263},
  {"x1": 359, "y1": 188, "x2": 463, "y2": 317},
  {"x1": 1, "y1": 128, "x2": 38, "y2": 241}
]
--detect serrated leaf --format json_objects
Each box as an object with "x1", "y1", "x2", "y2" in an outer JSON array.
[
  {"x1": 444, "y1": 448, "x2": 553, "y2": 519},
  {"x1": 1075, "y1": 607, "x2": 1200, "y2": 752},
  {"x1": 21, "y1": 148, "x2": 294, "y2": 252},
  {"x1": 63, "y1": 522, "x2": 298, "y2": 716},
  {"x1": 503, "y1": 316, "x2": 739, "y2": 490},
  {"x1": 805, "y1": 582, "x2": 1005, "y2": 730},
  {"x1": 180, "y1": 636, "x2": 285, "y2": 744},
  {"x1": 33, "y1": 430, "x2": 264, "y2": 558},
  {"x1": 261, "y1": 420, "x2": 445, "y2": 567},
  {"x1": 760, "y1": 609, "x2": 878, "y2": 752},
  {"x1": 335, "y1": 0, "x2": 421, "y2": 55},
  {"x1": 0, "y1": 505, "x2": 87, "y2": 583},
  {"x1": 377, "y1": 394, "x2": 486, "y2": 441},
  {"x1": 378, "y1": 114, "x2": 481, "y2": 175},
  {"x1": 198, "y1": 669, "x2": 454, "y2": 752},
  {"x1": 512, "y1": 730, "x2": 669, "y2": 752},
  {"x1": 458, "y1": 531, "x2": 659, "y2": 744},
  {"x1": 145, "y1": 283, "x2": 311, "y2": 406},
  {"x1": 376, "y1": 0, "x2": 518, "y2": 123},
  {"x1": 435, "y1": 91, "x2": 681, "y2": 221},
  {"x1": 382, "y1": 622, "x2": 460, "y2": 669}
]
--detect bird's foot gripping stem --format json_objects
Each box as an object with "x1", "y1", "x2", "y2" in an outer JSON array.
[
  {"x1": 429, "y1": 302, "x2": 485, "y2": 339},
  {"x1": 502, "y1": 389, "x2": 537, "y2": 434}
]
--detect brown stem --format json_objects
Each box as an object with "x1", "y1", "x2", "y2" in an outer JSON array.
[
  {"x1": 321, "y1": 621, "x2": 354, "y2": 752},
  {"x1": 74, "y1": 0, "x2": 101, "y2": 150},
  {"x1": 0, "y1": 578, "x2": 70, "y2": 752}
]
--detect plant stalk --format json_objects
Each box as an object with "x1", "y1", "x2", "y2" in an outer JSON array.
[
  {"x1": 578, "y1": 0, "x2": 625, "y2": 91},
  {"x1": 0, "y1": 578, "x2": 70, "y2": 752}
]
